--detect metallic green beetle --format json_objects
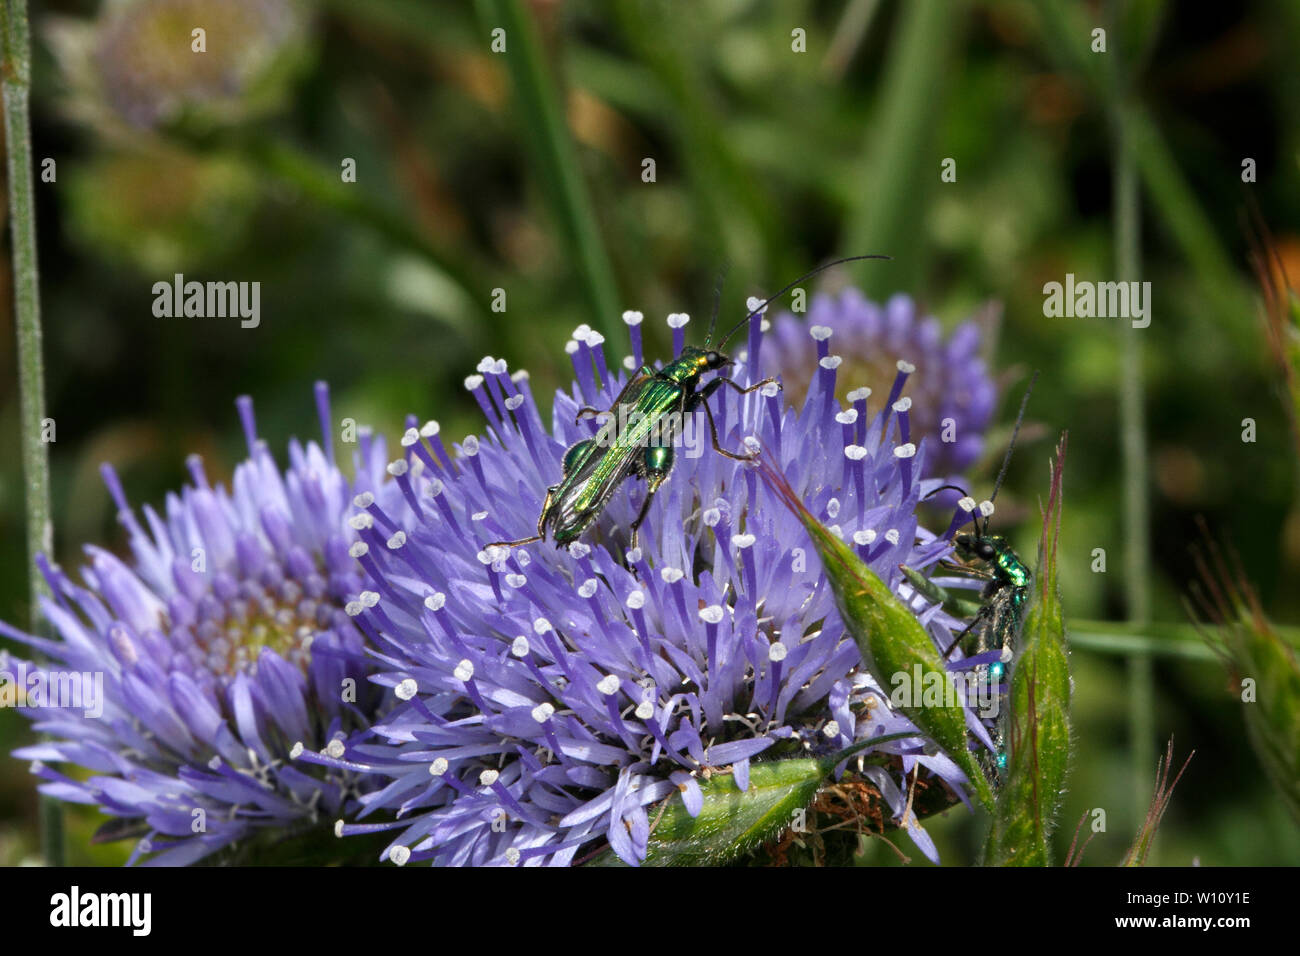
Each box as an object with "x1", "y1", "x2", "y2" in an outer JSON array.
[{"x1": 489, "y1": 256, "x2": 889, "y2": 553}]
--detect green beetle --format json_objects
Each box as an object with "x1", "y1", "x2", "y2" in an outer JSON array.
[{"x1": 489, "y1": 256, "x2": 889, "y2": 552}]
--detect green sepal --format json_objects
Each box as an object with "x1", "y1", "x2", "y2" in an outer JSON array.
[
  {"x1": 984, "y1": 434, "x2": 1073, "y2": 866},
  {"x1": 758, "y1": 459, "x2": 995, "y2": 810}
]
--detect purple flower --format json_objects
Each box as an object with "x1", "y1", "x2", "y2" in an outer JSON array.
[
  {"x1": 766, "y1": 290, "x2": 997, "y2": 475},
  {"x1": 312, "y1": 308, "x2": 994, "y2": 866},
  {"x1": 0, "y1": 384, "x2": 394, "y2": 865}
]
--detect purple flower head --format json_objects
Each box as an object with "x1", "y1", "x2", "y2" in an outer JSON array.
[
  {"x1": 767, "y1": 289, "x2": 997, "y2": 475},
  {"x1": 315, "y1": 306, "x2": 996, "y2": 867},
  {"x1": 0, "y1": 384, "x2": 394, "y2": 865}
]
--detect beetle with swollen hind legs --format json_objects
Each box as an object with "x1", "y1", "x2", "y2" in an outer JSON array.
[{"x1": 487, "y1": 255, "x2": 891, "y2": 554}]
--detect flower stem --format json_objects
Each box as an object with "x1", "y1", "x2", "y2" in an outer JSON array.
[
  {"x1": 1108, "y1": 8, "x2": 1156, "y2": 831},
  {"x1": 2, "y1": 0, "x2": 63, "y2": 866},
  {"x1": 476, "y1": 0, "x2": 621, "y2": 341}
]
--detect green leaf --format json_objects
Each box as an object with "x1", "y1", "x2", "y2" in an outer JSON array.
[
  {"x1": 758, "y1": 458, "x2": 996, "y2": 811},
  {"x1": 984, "y1": 433, "x2": 1072, "y2": 866}
]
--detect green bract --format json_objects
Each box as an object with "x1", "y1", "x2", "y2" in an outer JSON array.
[{"x1": 984, "y1": 434, "x2": 1072, "y2": 866}]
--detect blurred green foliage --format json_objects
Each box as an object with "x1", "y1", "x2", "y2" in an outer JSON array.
[{"x1": 2, "y1": 0, "x2": 1299, "y2": 865}]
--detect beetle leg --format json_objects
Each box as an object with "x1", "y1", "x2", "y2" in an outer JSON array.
[
  {"x1": 486, "y1": 484, "x2": 556, "y2": 549},
  {"x1": 574, "y1": 406, "x2": 610, "y2": 423},
  {"x1": 713, "y1": 375, "x2": 781, "y2": 395},
  {"x1": 702, "y1": 395, "x2": 755, "y2": 461},
  {"x1": 629, "y1": 446, "x2": 674, "y2": 552},
  {"x1": 942, "y1": 602, "x2": 995, "y2": 659}
]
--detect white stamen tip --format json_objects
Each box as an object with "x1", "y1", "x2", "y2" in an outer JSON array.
[
  {"x1": 462, "y1": 435, "x2": 480, "y2": 457},
  {"x1": 623, "y1": 356, "x2": 636, "y2": 370},
  {"x1": 660, "y1": 567, "x2": 684, "y2": 584},
  {"x1": 349, "y1": 541, "x2": 369, "y2": 558},
  {"x1": 853, "y1": 529, "x2": 876, "y2": 546},
  {"x1": 699, "y1": 605, "x2": 725, "y2": 624},
  {"x1": 420, "y1": 420, "x2": 440, "y2": 437},
  {"x1": 289, "y1": 741, "x2": 305, "y2": 759},
  {"x1": 635, "y1": 700, "x2": 655, "y2": 720},
  {"x1": 894, "y1": 443, "x2": 917, "y2": 459},
  {"x1": 810, "y1": 325, "x2": 832, "y2": 341},
  {"x1": 820, "y1": 356, "x2": 842, "y2": 370},
  {"x1": 578, "y1": 578, "x2": 598, "y2": 598},
  {"x1": 395, "y1": 678, "x2": 418, "y2": 700},
  {"x1": 352, "y1": 492, "x2": 375, "y2": 509},
  {"x1": 743, "y1": 436, "x2": 761, "y2": 454},
  {"x1": 733, "y1": 533, "x2": 756, "y2": 549},
  {"x1": 401, "y1": 428, "x2": 420, "y2": 447},
  {"x1": 979, "y1": 499, "x2": 995, "y2": 518},
  {"x1": 390, "y1": 846, "x2": 410, "y2": 866},
  {"x1": 464, "y1": 374, "x2": 484, "y2": 391},
  {"x1": 626, "y1": 590, "x2": 646, "y2": 610},
  {"x1": 823, "y1": 720, "x2": 841, "y2": 738},
  {"x1": 360, "y1": 590, "x2": 380, "y2": 607},
  {"x1": 760, "y1": 381, "x2": 780, "y2": 398},
  {"x1": 597, "y1": 674, "x2": 620, "y2": 696},
  {"x1": 533, "y1": 617, "x2": 553, "y2": 634},
  {"x1": 564, "y1": 340, "x2": 579, "y2": 354},
  {"x1": 958, "y1": 495, "x2": 977, "y2": 512},
  {"x1": 426, "y1": 478, "x2": 444, "y2": 498},
  {"x1": 896, "y1": 360, "x2": 916, "y2": 374},
  {"x1": 893, "y1": 397, "x2": 913, "y2": 413},
  {"x1": 453, "y1": 659, "x2": 475, "y2": 682},
  {"x1": 586, "y1": 332, "x2": 605, "y2": 347},
  {"x1": 505, "y1": 394, "x2": 524, "y2": 411},
  {"x1": 768, "y1": 641, "x2": 788, "y2": 662},
  {"x1": 622, "y1": 310, "x2": 644, "y2": 326},
  {"x1": 568, "y1": 542, "x2": 591, "y2": 559},
  {"x1": 844, "y1": 444, "x2": 868, "y2": 461},
  {"x1": 531, "y1": 703, "x2": 554, "y2": 723},
  {"x1": 477, "y1": 356, "x2": 497, "y2": 374},
  {"x1": 703, "y1": 507, "x2": 722, "y2": 527},
  {"x1": 511, "y1": 636, "x2": 530, "y2": 657},
  {"x1": 505, "y1": 573, "x2": 527, "y2": 588},
  {"x1": 429, "y1": 757, "x2": 449, "y2": 776},
  {"x1": 348, "y1": 513, "x2": 373, "y2": 531},
  {"x1": 848, "y1": 387, "x2": 872, "y2": 402},
  {"x1": 388, "y1": 458, "x2": 409, "y2": 476},
  {"x1": 746, "y1": 296, "x2": 766, "y2": 314},
  {"x1": 424, "y1": 592, "x2": 446, "y2": 612},
  {"x1": 387, "y1": 531, "x2": 406, "y2": 549},
  {"x1": 667, "y1": 312, "x2": 690, "y2": 329},
  {"x1": 885, "y1": 529, "x2": 900, "y2": 545},
  {"x1": 835, "y1": 409, "x2": 858, "y2": 425},
  {"x1": 479, "y1": 769, "x2": 500, "y2": 786},
  {"x1": 345, "y1": 601, "x2": 363, "y2": 616},
  {"x1": 826, "y1": 498, "x2": 841, "y2": 518},
  {"x1": 325, "y1": 739, "x2": 345, "y2": 758}
]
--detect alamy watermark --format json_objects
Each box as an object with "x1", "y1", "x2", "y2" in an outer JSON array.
[
  {"x1": 152, "y1": 273, "x2": 261, "y2": 328},
  {"x1": 0, "y1": 659, "x2": 104, "y2": 718},
  {"x1": 1042, "y1": 273, "x2": 1151, "y2": 328},
  {"x1": 887, "y1": 663, "x2": 1003, "y2": 719},
  {"x1": 590, "y1": 406, "x2": 710, "y2": 459}
]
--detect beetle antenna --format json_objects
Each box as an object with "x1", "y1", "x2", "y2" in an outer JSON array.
[
  {"x1": 988, "y1": 370, "x2": 1040, "y2": 508},
  {"x1": 923, "y1": 483, "x2": 970, "y2": 501},
  {"x1": 713, "y1": 254, "x2": 891, "y2": 350},
  {"x1": 704, "y1": 263, "x2": 731, "y2": 347}
]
